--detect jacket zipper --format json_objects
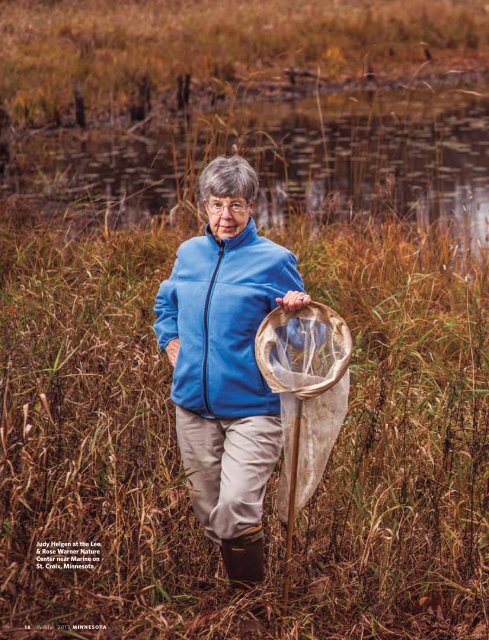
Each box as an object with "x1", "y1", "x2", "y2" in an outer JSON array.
[{"x1": 202, "y1": 242, "x2": 225, "y2": 414}]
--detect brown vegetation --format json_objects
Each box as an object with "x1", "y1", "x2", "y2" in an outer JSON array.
[
  {"x1": 0, "y1": 197, "x2": 487, "y2": 638},
  {"x1": 2, "y1": 0, "x2": 489, "y2": 127}
]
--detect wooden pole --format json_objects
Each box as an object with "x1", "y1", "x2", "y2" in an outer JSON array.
[{"x1": 283, "y1": 397, "x2": 303, "y2": 606}]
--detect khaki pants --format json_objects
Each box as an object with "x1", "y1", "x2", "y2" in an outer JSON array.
[{"x1": 175, "y1": 405, "x2": 283, "y2": 544}]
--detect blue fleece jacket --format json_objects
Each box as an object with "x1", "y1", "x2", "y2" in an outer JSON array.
[{"x1": 153, "y1": 216, "x2": 305, "y2": 419}]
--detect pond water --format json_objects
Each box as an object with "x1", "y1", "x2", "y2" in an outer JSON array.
[{"x1": 3, "y1": 83, "x2": 489, "y2": 253}]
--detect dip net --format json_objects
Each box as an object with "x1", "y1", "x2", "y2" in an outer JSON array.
[{"x1": 255, "y1": 302, "x2": 352, "y2": 522}]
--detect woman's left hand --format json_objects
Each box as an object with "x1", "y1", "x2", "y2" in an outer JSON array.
[{"x1": 276, "y1": 291, "x2": 312, "y2": 310}]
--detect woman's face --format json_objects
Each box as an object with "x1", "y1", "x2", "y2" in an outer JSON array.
[{"x1": 204, "y1": 195, "x2": 254, "y2": 240}]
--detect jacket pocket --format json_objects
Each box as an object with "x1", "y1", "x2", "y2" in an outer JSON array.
[
  {"x1": 250, "y1": 344, "x2": 269, "y2": 395},
  {"x1": 172, "y1": 342, "x2": 186, "y2": 388}
]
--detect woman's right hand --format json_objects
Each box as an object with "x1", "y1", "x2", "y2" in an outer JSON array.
[{"x1": 165, "y1": 338, "x2": 180, "y2": 368}]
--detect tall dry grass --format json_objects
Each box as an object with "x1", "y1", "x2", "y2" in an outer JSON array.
[
  {"x1": 2, "y1": 0, "x2": 489, "y2": 127},
  {"x1": 0, "y1": 196, "x2": 487, "y2": 638}
]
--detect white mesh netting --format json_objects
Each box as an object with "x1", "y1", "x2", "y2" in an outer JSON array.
[{"x1": 255, "y1": 302, "x2": 352, "y2": 522}]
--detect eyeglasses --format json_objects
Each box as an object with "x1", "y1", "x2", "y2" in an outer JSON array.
[{"x1": 207, "y1": 200, "x2": 248, "y2": 215}]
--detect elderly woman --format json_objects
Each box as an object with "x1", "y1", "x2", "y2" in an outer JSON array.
[{"x1": 153, "y1": 155, "x2": 311, "y2": 590}]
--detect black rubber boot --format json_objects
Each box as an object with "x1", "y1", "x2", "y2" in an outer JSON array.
[{"x1": 220, "y1": 525, "x2": 264, "y2": 589}]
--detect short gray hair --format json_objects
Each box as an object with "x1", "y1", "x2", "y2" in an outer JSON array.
[{"x1": 199, "y1": 155, "x2": 259, "y2": 204}]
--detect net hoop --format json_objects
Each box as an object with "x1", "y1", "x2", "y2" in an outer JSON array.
[{"x1": 255, "y1": 301, "x2": 352, "y2": 400}]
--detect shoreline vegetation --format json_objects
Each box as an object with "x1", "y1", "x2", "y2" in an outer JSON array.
[
  {"x1": 2, "y1": 0, "x2": 489, "y2": 130},
  {"x1": 0, "y1": 203, "x2": 487, "y2": 638}
]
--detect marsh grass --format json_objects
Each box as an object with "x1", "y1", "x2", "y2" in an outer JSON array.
[
  {"x1": 2, "y1": 0, "x2": 489, "y2": 127},
  {"x1": 0, "y1": 196, "x2": 487, "y2": 638}
]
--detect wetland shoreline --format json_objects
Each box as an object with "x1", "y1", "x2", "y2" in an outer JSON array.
[{"x1": 7, "y1": 63, "x2": 489, "y2": 137}]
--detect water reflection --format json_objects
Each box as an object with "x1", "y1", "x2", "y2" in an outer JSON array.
[{"x1": 2, "y1": 85, "x2": 489, "y2": 253}]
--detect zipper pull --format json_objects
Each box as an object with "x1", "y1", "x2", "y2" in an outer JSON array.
[{"x1": 218, "y1": 243, "x2": 224, "y2": 256}]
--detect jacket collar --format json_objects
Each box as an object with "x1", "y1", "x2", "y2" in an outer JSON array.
[{"x1": 205, "y1": 216, "x2": 257, "y2": 251}]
